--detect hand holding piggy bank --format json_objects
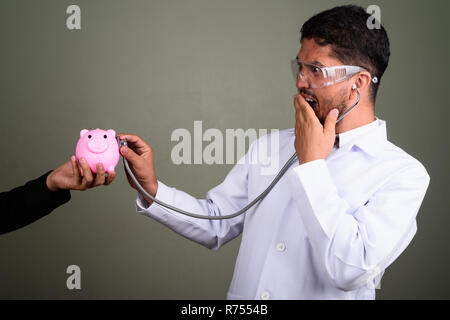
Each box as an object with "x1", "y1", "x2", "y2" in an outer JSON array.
[{"x1": 76, "y1": 128, "x2": 120, "y2": 174}]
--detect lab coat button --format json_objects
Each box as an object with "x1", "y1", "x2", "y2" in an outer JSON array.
[
  {"x1": 261, "y1": 291, "x2": 271, "y2": 300},
  {"x1": 276, "y1": 242, "x2": 286, "y2": 252}
]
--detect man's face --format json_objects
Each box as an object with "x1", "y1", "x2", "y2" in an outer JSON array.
[{"x1": 296, "y1": 38, "x2": 352, "y2": 125}]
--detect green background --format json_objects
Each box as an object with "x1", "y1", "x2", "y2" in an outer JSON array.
[{"x1": 0, "y1": 0, "x2": 449, "y2": 299}]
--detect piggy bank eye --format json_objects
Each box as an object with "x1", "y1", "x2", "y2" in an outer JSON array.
[
  {"x1": 88, "y1": 135, "x2": 92, "y2": 139},
  {"x1": 103, "y1": 135, "x2": 107, "y2": 139}
]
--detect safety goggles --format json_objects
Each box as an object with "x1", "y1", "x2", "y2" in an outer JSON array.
[{"x1": 291, "y1": 59, "x2": 372, "y2": 89}]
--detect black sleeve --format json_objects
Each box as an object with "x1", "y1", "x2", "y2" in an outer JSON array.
[{"x1": 0, "y1": 171, "x2": 71, "y2": 235}]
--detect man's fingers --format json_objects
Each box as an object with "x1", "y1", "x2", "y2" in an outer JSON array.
[
  {"x1": 120, "y1": 145, "x2": 145, "y2": 170},
  {"x1": 294, "y1": 95, "x2": 310, "y2": 124},
  {"x1": 93, "y1": 163, "x2": 106, "y2": 186},
  {"x1": 117, "y1": 133, "x2": 151, "y2": 153},
  {"x1": 324, "y1": 108, "x2": 339, "y2": 136},
  {"x1": 105, "y1": 170, "x2": 116, "y2": 185},
  {"x1": 294, "y1": 94, "x2": 309, "y2": 113},
  {"x1": 294, "y1": 95, "x2": 306, "y2": 127},
  {"x1": 295, "y1": 94, "x2": 319, "y2": 123},
  {"x1": 79, "y1": 158, "x2": 94, "y2": 188},
  {"x1": 293, "y1": 94, "x2": 303, "y2": 113},
  {"x1": 117, "y1": 133, "x2": 143, "y2": 143},
  {"x1": 70, "y1": 155, "x2": 81, "y2": 184}
]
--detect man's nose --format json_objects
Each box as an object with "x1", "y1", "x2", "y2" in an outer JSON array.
[{"x1": 295, "y1": 75, "x2": 310, "y2": 90}]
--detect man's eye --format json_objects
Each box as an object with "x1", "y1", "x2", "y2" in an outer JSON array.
[{"x1": 312, "y1": 67, "x2": 320, "y2": 73}]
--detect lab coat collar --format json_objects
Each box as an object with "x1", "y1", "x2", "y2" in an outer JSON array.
[{"x1": 336, "y1": 118, "x2": 387, "y2": 158}]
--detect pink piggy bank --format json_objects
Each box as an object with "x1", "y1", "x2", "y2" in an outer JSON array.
[{"x1": 75, "y1": 128, "x2": 120, "y2": 174}]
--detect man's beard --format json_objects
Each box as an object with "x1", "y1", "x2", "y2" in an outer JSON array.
[{"x1": 317, "y1": 89, "x2": 348, "y2": 126}]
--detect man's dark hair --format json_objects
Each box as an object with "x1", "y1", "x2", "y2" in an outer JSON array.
[{"x1": 300, "y1": 5, "x2": 390, "y2": 102}]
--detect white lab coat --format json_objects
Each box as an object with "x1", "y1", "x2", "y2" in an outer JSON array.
[{"x1": 135, "y1": 119, "x2": 430, "y2": 299}]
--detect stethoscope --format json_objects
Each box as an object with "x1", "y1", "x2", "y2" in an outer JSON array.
[{"x1": 119, "y1": 89, "x2": 360, "y2": 220}]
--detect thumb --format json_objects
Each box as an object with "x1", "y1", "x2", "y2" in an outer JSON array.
[
  {"x1": 324, "y1": 108, "x2": 339, "y2": 136},
  {"x1": 120, "y1": 145, "x2": 144, "y2": 170}
]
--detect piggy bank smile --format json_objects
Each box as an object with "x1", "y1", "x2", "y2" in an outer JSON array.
[{"x1": 87, "y1": 137, "x2": 109, "y2": 153}]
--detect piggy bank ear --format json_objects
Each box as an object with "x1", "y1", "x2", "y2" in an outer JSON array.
[
  {"x1": 107, "y1": 129, "x2": 116, "y2": 137},
  {"x1": 80, "y1": 129, "x2": 89, "y2": 137}
]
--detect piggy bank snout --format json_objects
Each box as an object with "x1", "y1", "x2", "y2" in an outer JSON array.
[{"x1": 87, "y1": 138, "x2": 109, "y2": 153}]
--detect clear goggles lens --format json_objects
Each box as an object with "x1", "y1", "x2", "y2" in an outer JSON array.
[{"x1": 291, "y1": 59, "x2": 367, "y2": 89}]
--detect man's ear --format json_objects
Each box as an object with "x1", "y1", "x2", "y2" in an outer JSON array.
[{"x1": 354, "y1": 71, "x2": 372, "y2": 91}]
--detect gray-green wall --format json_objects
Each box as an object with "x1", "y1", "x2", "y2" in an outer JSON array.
[{"x1": 0, "y1": 0, "x2": 449, "y2": 299}]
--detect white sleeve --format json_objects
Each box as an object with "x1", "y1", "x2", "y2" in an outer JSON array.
[
  {"x1": 135, "y1": 144, "x2": 254, "y2": 250},
  {"x1": 286, "y1": 159, "x2": 430, "y2": 291}
]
